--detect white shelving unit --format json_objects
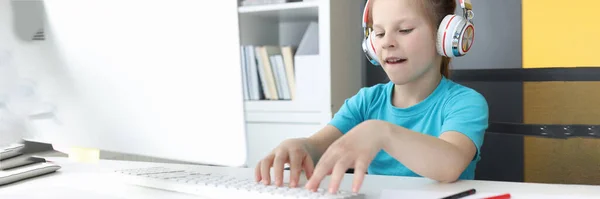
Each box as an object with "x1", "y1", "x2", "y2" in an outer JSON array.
[
  {"x1": 238, "y1": 1, "x2": 319, "y2": 17},
  {"x1": 237, "y1": 0, "x2": 366, "y2": 167}
]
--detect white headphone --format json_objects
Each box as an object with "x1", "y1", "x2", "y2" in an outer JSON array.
[{"x1": 361, "y1": 0, "x2": 475, "y2": 66}]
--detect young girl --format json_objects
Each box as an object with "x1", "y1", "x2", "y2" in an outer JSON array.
[{"x1": 255, "y1": 0, "x2": 488, "y2": 194}]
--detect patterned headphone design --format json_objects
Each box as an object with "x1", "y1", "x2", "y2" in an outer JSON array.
[{"x1": 361, "y1": 0, "x2": 475, "y2": 66}]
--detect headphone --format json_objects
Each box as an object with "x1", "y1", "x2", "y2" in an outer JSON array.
[{"x1": 361, "y1": 0, "x2": 475, "y2": 66}]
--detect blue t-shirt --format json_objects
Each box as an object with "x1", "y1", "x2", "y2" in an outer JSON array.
[{"x1": 328, "y1": 76, "x2": 489, "y2": 180}]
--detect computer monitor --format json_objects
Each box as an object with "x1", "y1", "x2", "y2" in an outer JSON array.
[{"x1": 12, "y1": 0, "x2": 248, "y2": 167}]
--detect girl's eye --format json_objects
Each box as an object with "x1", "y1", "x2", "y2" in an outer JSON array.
[
  {"x1": 400, "y1": 29, "x2": 414, "y2": 33},
  {"x1": 375, "y1": 33, "x2": 384, "y2": 38}
]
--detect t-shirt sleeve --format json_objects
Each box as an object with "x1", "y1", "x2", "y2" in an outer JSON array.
[
  {"x1": 441, "y1": 90, "x2": 489, "y2": 160},
  {"x1": 328, "y1": 88, "x2": 369, "y2": 134}
]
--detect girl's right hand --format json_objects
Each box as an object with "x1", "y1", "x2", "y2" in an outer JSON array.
[{"x1": 254, "y1": 138, "x2": 315, "y2": 188}]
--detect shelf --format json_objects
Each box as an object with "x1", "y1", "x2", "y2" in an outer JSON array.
[
  {"x1": 238, "y1": 1, "x2": 319, "y2": 22},
  {"x1": 244, "y1": 100, "x2": 331, "y2": 124},
  {"x1": 245, "y1": 111, "x2": 329, "y2": 124},
  {"x1": 244, "y1": 100, "x2": 322, "y2": 113}
]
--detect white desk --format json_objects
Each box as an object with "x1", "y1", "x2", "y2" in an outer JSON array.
[{"x1": 1, "y1": 157, "x2": 599, "y2": 199}]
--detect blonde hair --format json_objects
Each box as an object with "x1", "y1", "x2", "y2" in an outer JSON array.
[{"x1": 367, "y1": 0, "x2": 457, "y2": 78}]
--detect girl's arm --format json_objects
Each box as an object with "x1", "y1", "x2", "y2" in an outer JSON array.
[
  {"x1": 380, "y1": 121, "x2": 477, "y2": 183},
  {"x1": 380, "y1": 91, "x2": 488, "y2": 183},
  {"x1": 306, "y1": 125, "x2": 345, "y2": 165}
]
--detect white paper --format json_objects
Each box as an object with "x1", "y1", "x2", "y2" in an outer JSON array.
[
  {"x1": 0, "y1": 172, "x2": 207, "y2": 199},
  {"x1": 380, "y1": 189, "x2": 595, "y2": 199},
  {"x1": 0, "y1": 185, "x2": 128, "y2": 199}
]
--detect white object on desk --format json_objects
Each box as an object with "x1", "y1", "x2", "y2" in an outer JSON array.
[
  {"x1": 0, "y1": 155, "x2": 45, "y2": 170},
  {"x1": 0, "y1": 162, "x2": 60, "y2": 186},
  {"x1": 0, "y1": 143, "x2": 24, "y2": 160},
  {"x1": 1, "y1": 157, "x2": 600, "y2": 199}
]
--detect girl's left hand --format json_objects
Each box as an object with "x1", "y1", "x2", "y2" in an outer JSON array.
[{"x1": 304, "y1": 120, "x2": 389, "y2": 194}]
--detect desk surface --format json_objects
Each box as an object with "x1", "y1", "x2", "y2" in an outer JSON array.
[{"x1": 1, "y1": 157, "x2": 599, "y2": 199}]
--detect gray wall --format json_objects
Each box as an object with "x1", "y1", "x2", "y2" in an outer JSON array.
[{"x1": 451, "y1": 0, "x2": 522, "y2": 70}]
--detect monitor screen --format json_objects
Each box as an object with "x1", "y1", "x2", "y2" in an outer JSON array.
[{"x1": 15, "y1": 0, "x2": 248, "y2": 167}]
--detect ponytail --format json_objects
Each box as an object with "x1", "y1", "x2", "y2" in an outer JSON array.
[{"x1": 440, "y1": 56, "x2": 451, "y2": 78}]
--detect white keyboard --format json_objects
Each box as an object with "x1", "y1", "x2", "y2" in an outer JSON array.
[{"x1": 114, "y1": 167, "x2": 364, "y2": 199}]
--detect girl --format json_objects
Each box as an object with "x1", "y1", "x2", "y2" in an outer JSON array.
[{"x1": 255, "y1": 0, "x2": 488, "y2": 194}]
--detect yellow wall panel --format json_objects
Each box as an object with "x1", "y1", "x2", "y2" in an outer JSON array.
[
  {"x1": 523, "y1": 82, "x2": 600, "y2": 184},
  {"x1": 523, "y1": 0, "x2": 600, "y2": 68}
]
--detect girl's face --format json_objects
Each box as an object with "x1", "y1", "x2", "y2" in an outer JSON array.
[{"x1": 371, "y1": 0, "x2": 440, "y2": 85}]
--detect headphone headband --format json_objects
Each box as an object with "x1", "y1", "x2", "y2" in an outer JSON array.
[
  {"x1": 362, "y1": 0, "x2": 371, "y2": 38},
  {"x1": 363, "y1": 0, "x2": 473, "y2": 32}
]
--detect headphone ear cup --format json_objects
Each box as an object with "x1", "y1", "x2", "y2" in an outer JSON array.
[
  {"x1": 362, "y1": 34, "x2": 380, "y2": 66},
  {"x1": 436, "y1": 15, "x2": 453, "y2": 57},
  {"x1": 459, "y1": 21, "x2": 475, "y2": 55},
  {"x1": 436, "y1": 15, "x2": 468, "y2": 57}
]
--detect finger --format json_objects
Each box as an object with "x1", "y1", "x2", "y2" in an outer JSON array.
[
  {"x1": 273, "y1": 152, "x2": 289, "y2": 186},
  {"x1": 305, "y1": 152, "x2": 334, "y2": 192},
  {"x1": 328, "y1": 157, "x2": 351, "y2": 194},
  {"x1": 260, "y1": 155, "x2": 275, "y2": 185},
  {"x1": 288, "y1": 150, "x2": 303, "y2": 187},
  {"x1": 302, "y1": 153, "x2": 315, "y2": 180},
  {"x1": 255, "y1": 161, "x2": 262, "y2": 182},
  {"x1": 352, "y1": 159, "x2": 369, "y2": 193}
]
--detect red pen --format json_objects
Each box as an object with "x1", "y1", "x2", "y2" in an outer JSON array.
[{"x1": 482, "y1": 193, "x2": 511, "y2": 199}]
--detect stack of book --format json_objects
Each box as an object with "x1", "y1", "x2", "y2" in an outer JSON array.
[
  {"x1": 240, "y1": 20, "x2": 319, "y2": 102},
  {"x1": 1, "y1": 144, "x2": 44, "y2": 170},
  {"x1": 0, "y1": 142, "x2": 61, "y2": 186},
  {"x1": 240, "y1": 45, "x2": 297, "y2": 101}
]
